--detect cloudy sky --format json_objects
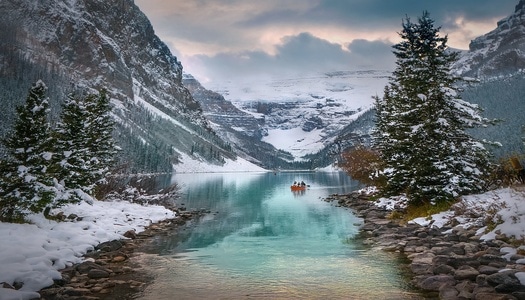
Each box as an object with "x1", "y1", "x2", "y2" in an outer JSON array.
[{"x1": 135, "y1": 0, "x2": 518, "y2": 84}]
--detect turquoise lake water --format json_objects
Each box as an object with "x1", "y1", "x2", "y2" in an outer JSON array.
[{"x1": 137, "y1": 172, "x2": 424, "y2": 299}]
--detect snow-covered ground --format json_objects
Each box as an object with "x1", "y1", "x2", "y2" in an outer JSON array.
[
  {"x1": 375, "y1": 187, "x2": 525, "y2": 242},
  {"x1": 0, "y1": 200, "x2": 176, "y2": 300},
  {"x1": 3, "y1": 183, "x2": 525, "y2": 300}
]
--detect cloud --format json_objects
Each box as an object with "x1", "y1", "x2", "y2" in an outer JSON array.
[
  {"x1": 135, "y1": 0, "x2": 518, "y2": 83},
  {"x1": 185, "y1": 32, "x2": 395, "y2": 83}
]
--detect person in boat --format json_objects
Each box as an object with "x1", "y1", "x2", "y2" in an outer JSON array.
[
  {"x1": 293, "y1": 181, "x2": 298, "y2": 186},
  {"x1": 300, "y1": 181, "x2": 306, "y2": 186}
]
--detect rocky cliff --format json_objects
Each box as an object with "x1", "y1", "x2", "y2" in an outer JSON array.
[
  {"x1": 455, "y1": 0, "x2": 525, "y2": 78},
  {"x1": 0, "y1": 0, "x2": 235, "y2": 172}
]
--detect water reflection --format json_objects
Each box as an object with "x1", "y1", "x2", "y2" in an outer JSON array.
[{"x1": 138, "y1": 172, "x2": 423, "y2": 299}]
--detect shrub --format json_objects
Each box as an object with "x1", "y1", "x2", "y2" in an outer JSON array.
[{"x1": 338, "y1": 145, "x2": 386, "y2": 187}]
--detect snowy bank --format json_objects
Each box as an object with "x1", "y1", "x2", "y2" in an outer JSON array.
[
  {"x1": 403, "y1": 187, "x2": 525, "y2": 241},
  {"x1": 0, "y1": 200, "x2": 176, "y2": 300}
]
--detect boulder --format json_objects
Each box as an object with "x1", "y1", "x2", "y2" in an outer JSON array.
[
  {"x1": 487, "y1": 271, "x2": 520, "y2": 287},
  {"x1": 418, "y1": 275, "x2": 456, "y2": 291},
  {"x1": 87, "y1": 269, "x2": 110, "y2": 279},
  {"x1": 455, "y1": 265, "x2": 480, "y2": 281},
  {"x1": 439, "y1": 283, "x2": 459, "y2": 299},
  {"x1": 434, "y1": 264, "x2": 456, "y2": 275}
]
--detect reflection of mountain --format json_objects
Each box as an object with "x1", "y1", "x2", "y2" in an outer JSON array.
[{"x1": 151, "y1": 172, "x2": 357, "y2": 253}]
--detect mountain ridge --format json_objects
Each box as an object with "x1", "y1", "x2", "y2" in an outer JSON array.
[{"x1": 0, "y1": 0, "x2": 242, "y2": 172}]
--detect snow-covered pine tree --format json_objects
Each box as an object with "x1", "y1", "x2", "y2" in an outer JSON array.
[
  {"x1": 84, "y1": 89, "x2": 117, "y2": 186},
  {"x1": 374, "y1": 12, "x2": 492, "y2": 205},
  {"x1": 0, "y1": 80, "x2": 56, "y2": 221},
  {"x1": 52, "y1": 93, "x2": 92, "y2": 204},
  {"x1": 52, "y1": 89, "x2": 116, "y2": 204}
]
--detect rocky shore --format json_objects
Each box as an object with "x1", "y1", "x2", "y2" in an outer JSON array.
[
  {"x1": 325, "y1": 191, "x2": 525, "y2": 300},
  {"x1": 35, "y1": 209, "x2": 205, "y2": 300}
]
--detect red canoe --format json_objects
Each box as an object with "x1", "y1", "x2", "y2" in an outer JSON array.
[{"x1": 290, "y1": 185, "x2": 306, "y2": 191}]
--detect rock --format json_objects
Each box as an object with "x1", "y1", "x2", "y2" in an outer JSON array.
[
  {"x1": 511, "y1": 291, "x2": 525, "y2": 300},
  {"x1": 495, "y1": 283, "x2": 525, "y2": 293},
  {"x1": 1, "y1": 282, "x2": 14, "y2": 289},
  {"x1": 124, "y1": 230, "x2": 137, "y2": 239},
  {"x1": 418, "y1": 274, "x2": 456, "y2": 291},
  {"x1": 456, "y1": 280, "x2": 476, "y2": 298},
  {"x1": 474, "y1": 292, "x2": 518, "y2": 300},
  {"x1": 439, "y1": 283, "x2": 459, "y2": 299},
  {"x1": 447, "y1": 256, "x2": 481, "y2": 269},
  {"x1": 87, "y1": 269, "x2": 110, "y2": 279},
  {"x1": 411, "y1": 263, "x2": 433, "y2": 275},
  {"x1": 434, "y1": 264, "x2": 456, "y2": 275},
  {"x1": 417, "y1": 231, "x2": 428, "y2": 239},
  {"x1": 479, "y1": 254, "x2": 508, "y2": 266},
  {"x1": 487, "y1": 271, "x2": 520, "y2": 287},
  {"x1": 96, "y1": 240, "x2": 123, "y2": 252},
  {"x1": 77, "y1": 261, "x2": 105, "y2": 274},
  {"x1": 409, "y1": 252, "x2": 436, "y2": 265},
  {"x1": 455, "y1": 265, "x2": 480, "y2": 281},
  {"x1": 112, "y1": 255, "x2": 127, "y2": 263},
  {"x1": 67, "y1": 213, "x2": 79, "y2": 220},
  {"x1": 64, "y1": 287, "x2": 91, "y2": 296},
  {"x1": 479, "y1": 265, "x2": 501, "y2": 275}
]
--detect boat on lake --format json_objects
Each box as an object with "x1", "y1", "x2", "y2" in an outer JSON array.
[{"x1": 290, "y1": 185, "x2": 306, "y2": 191}]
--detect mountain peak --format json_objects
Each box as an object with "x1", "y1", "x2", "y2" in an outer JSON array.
[
  {"x1": 516, "y1": 0, "x2": 525, "y2": 13},
  {"x1": 454, "y1": 0, "x2": 525, "y2": 77}
]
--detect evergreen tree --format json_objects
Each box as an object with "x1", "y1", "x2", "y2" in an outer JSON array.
[
  {"x1": 53, "y1": 90, "x2": 116, "y2": 201},
  {"x1": 52, "y1": 93, "x2": 91, "y2": 203},
  {"x1": 0, "y1": 80, "x2": 56, "y2": 221},
  {"x1": 374, "y1": 12, "x2": 492, "y2": 205},
  {"x1": 84, "y1": 90, "x2": 117, "y2": 186}
]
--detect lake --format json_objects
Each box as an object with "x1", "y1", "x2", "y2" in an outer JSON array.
[{"x1": 137, "y1": 171, "x2": 423, "y2": 299}]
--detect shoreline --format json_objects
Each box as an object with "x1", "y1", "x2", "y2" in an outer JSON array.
[
  {"x1": 325, "y1": 190, "x2": 525, "y2": 300},
  {"x1": 38, "y1": 209, "x2": 205, "y2": 300},
  {"x1": 36, "y1": 188, "x2": 525, "y2": 299}
]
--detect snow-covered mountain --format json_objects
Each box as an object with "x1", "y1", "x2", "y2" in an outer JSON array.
[
  {"x1": 3, "y1": 0, "x2": 523, "y2": 173},
  {"x1": 0, "y1": 0, "x2": 243, "y2": 172},
  {"x1": 455, "y1": 0, "x2": 525, "y2": 78},
  {"x1": 182, "y1": 74, "x2": 302, "y2": 170},
  {"x1": 198, "y1": 70, "x2": 389, "y2": 160},
  {"x1": 453, "y1": 0, "x2": 525, "y2": 157}
]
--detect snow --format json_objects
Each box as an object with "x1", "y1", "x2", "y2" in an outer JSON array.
[
  {"x1": 205, "y1": 70, "x2": 389, "y2": 159},
  {"x1": 207, "y1": 70, "x2": 388, "y2": 105},
  {"x1": 132, "y1": 79, "x2": 196, "y2": 136},
  {"x1": 173, "y1": 152, "x2": 266, "y2": 173},
  {"x1": 262, "y1": 127, "x2": 324, "y2": 158},
  {"x1": 375, "y1": 187, "x2": 525, "y2": 243},
  {"x1": 0, "y1": 200, "x2": 176, "y2": 300}
]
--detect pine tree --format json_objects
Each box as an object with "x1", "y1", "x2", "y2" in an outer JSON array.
[
  {"x1": 0, "y1": 80, "x2": 56, "y2": 221},
  {"x1": 53, "y1": 89, "x2": 116, "y2": 203},
  {"x1": 84, "y1": 89, "x2": 117, "y2": 184},
  {"x1": 52, "y1": 93, "x2": 91, "y2": 204},
  {"x1": 374, "y1": 12, "x2": 492, "y2": 205}
]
